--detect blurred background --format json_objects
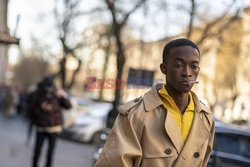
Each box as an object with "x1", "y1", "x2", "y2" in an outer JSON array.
[{"x1": 0, "y1": 0, "x2": 250, "y2": 167}]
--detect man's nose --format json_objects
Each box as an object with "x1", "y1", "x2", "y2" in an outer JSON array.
[{"x1": 182, "y1": 66, "x2": 192, "y2": 77}]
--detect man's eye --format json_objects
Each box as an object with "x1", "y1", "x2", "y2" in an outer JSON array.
[
  {"x1": 176, "y1": 64, "x2": 183, "y2": 68},
  {"x1": 191, "y1": 65, "x2": 200, "y2": 70}
]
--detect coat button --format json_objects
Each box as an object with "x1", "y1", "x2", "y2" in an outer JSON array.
[
  {"x1": 194, "y1": 152, "x2": 200, "y2": 158},
  {"x1": 165, "y1": 148, "x2": 172, "y2": 155},
  {"x1": 134, "y1": 98, "x2": 140, "y2": 102}
]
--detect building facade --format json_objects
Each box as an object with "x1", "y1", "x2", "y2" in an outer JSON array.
[{"x1": 0, "y1": 0, "x2": 19, "y2": 83}]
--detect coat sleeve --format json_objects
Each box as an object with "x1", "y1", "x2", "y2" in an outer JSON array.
[
  {"x1": 202, "y1": 120, "x2": 215, "y2": 167},
  {"x1": 58, "y1": 96, "x2": 72, "y2": 109},
  {"x1": 95, "y1": 100, "x2": 144, "y2": 167}
]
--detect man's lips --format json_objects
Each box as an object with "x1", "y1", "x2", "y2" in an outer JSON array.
[
  {"x1": 181, "y1": 80, "x2": 197, "y2": 85},
  {"x1": 181, "y1": 81, "x2": 190, "y2": 85}
]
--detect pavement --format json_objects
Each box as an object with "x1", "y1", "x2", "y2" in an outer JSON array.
[{"x1": 0, "y1": 113, "x2": 96, "y2": 167}]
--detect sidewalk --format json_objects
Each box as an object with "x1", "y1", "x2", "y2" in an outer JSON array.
[{"x1": 0, "y1": 113, "x2": 96, "y2": 167}]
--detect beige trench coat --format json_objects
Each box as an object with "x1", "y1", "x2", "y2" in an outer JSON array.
[{"x1": 95, "y1": 86, "x2": 215, "y2": 167}]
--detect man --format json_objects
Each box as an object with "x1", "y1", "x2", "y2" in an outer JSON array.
[
  {"x1": 95, "y1": 38, "x2": 215, "y2": 167},
  {"x1": 28, "y1": 76, "x2": 71, "y2": 167}
]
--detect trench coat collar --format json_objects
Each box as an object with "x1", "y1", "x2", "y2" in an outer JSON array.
[
  {"x1": 143, "y1": 84, "x2": 211, "y2": 114},
  {"x1": 143, "y1": 84, "x2": 211, "y2": 155},
  {"x1": 143, "y1": 84, "x2": 164, "y2": 111}
]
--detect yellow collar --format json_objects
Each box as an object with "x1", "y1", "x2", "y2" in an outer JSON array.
[{"x1": 158, "y1": 85, "x2": 194, "y2": 113}]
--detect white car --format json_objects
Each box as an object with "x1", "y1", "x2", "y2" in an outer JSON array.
[
  {"x1": 62, "y1": 97, "x2": 95, "y2": 128},
  {"x1": 61, "y1": 98, "x2": 112, "y2": 144}
]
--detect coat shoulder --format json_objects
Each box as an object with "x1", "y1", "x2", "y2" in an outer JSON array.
[
  {"x1": 117, "y1": 96, "x2": 146, "y2": 140},
  {"x1": 118, "y1": 96, "x2": 144, "y2": 116}
]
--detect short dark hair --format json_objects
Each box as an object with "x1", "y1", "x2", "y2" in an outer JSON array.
[{"x1": 162, "y1": 38, "x2": 200, "y2": 63}]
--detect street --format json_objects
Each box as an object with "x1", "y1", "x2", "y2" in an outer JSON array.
[{"x1": 0, "y1": 113, "x2": 96, "y2": 167}]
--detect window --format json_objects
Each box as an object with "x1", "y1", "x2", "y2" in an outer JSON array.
[{"x1": 127, "y1": 68, "x2": 155, "y2": 86}]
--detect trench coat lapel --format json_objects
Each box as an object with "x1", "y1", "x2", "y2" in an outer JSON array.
[
  {"x1": 143, "y1": 85, "x2": 184, "y2": 154},
  {"x1": 179, "y1": 97, "x2": 210, "y2": 160},
  {"x1": 164, "y1": 108, "x2": 184, "y2": 153}
]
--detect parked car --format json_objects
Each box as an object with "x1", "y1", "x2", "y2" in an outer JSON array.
[
  {"x1": 208, "y1": 121, "x2": 250, "y2": 167},
  {"x1": 61, "y1": 98, "x2": 112, "y2": 144},
  {"x1": 62, "y1": 97, "x2": 95, "y2": 128}
]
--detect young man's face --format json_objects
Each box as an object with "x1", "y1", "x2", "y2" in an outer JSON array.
[{"x1": 160, "y1": 45, "x2": 200, "y2": 93}]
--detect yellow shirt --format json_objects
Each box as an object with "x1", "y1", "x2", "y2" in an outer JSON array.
[{"x1": 158, "y1": 85, "x2": 194, "y2": 142}]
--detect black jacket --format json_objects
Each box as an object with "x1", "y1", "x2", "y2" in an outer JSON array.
[{"x1": 28, "y1": 89, "x2": 71, "y2": 127}]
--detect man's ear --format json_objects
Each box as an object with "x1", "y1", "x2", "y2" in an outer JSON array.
[{"x1": 160, "y1": 63, "x2": 167, "y2": 75}]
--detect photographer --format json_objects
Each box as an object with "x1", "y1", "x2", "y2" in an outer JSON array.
[{"x1": 28, "y1": 76, "x2": 71, "y2": 167}]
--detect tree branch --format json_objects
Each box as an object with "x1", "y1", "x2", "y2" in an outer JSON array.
[
  {"x1": 197, "y1": 8, "x2": 241, "y2": 46},
  {"x1": 187, "y1": 0, "x2": 196, "y2": 38},
  {"x1": 196, "y1": 0, "x2": 237, "y2": 46},
  {"x1": 73, "y1": 7, "x2": 106, "y2": 17},
  {"x1": 120, "y1": 0, "x2": 146, "y2": 27},
  {"x1": 105, "y1": 0, "x2": 118, "y2": 25}
]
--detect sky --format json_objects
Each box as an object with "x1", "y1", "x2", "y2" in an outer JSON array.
[
  {"x1": 8, "y1": 0, "x2": 57, "y2": 64},
  {"x1": 8, "y1": 0, "x2": 101, "y2": 64},
  {"x1": 7, "y1": 0, "x2": 250, "y2": 65}
]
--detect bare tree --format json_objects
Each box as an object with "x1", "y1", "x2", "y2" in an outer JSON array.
[
  {"x1": 98, "y1": 24, "x2": 113, "y2": 101},
  {"x1": 103, "y1": 0, "x2": 147, "y2": 127},
  {"x1": 54, "y1": 0, "x2": 89, "y2": 89},
  {"x1": 185, "y1": 0, "x2": 242, "y2": 49}
]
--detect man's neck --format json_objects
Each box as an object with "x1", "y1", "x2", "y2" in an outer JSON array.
[{"x1": 165, "y1": 84, "x2": 190, "y2": 115}]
